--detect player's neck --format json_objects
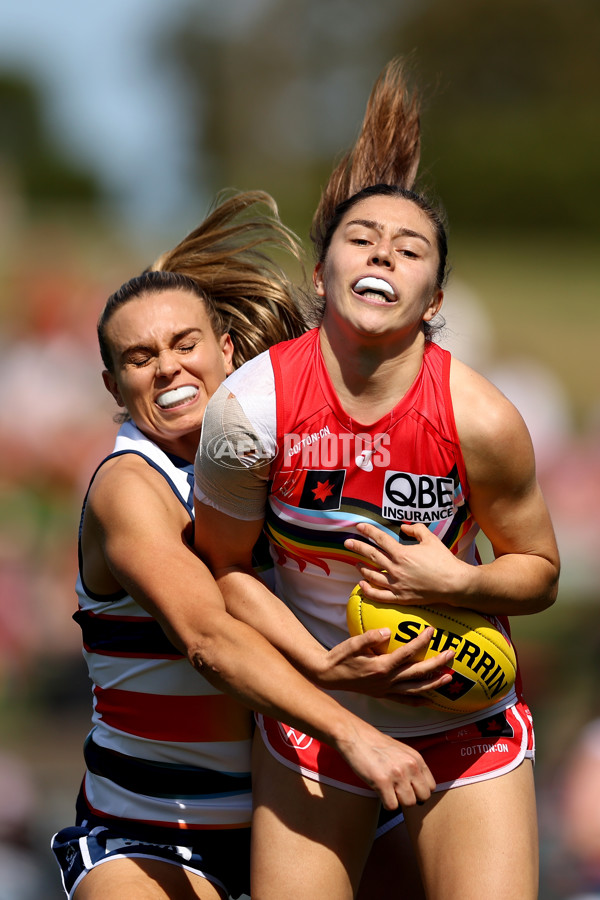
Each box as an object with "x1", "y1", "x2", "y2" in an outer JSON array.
[{"x1": 318, "y1": 327, "x2": 425, "y2": 425}]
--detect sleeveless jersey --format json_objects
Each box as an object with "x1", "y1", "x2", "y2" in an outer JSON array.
[
  {"x1": 74, "y1": 420, "x2": 252, "y2": 833},
  {"x1": 266, "y1": 329, "x2": 518, "y2": 736}
]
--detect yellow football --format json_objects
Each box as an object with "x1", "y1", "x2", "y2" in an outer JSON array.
[{"x1": 347, "y1": 584, "x2": 517, "y2": 714}]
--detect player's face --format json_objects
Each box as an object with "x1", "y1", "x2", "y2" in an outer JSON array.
[
  {"x1": 314, "y1": 194, "x2": 443, "y2": 346},
  {"x1": 102, "y1": 290, "x2": 233, "y2": 460}
]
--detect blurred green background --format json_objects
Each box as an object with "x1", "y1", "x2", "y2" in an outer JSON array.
[{"x1": 0, "y1": 1, "x2": 598, "y2": 897}]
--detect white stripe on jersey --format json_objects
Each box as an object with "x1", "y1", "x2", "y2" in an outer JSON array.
[{"x1": 83, "y1": 651, "x2": 222, "y2": 697}]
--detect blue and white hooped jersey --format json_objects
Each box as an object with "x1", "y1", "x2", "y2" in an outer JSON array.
[{"x1": 74, "y1": 421, "x2": 252, "y2": 833}]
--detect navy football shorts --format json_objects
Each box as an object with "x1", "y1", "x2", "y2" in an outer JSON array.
[{"x1": 51, "y1": 822, "x2": 250, "y2": 899}]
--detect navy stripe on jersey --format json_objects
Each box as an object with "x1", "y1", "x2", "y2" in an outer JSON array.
[
  {"x1": 74, "y1": 793, "x2": 252, "y2": 849},
  {"x1": 84, "y1": 735, "x2": 251, "y2": 799},
  {"x1": 74, "y1": 609, "x2": 183, "y2": 658},
  {"x1": 107, "y1": 450, "x2": 195, "y2": 515}
]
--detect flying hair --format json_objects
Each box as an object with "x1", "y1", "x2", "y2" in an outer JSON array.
[
  {"x1": 310, "y1": 57, "x2": 421, "y2": 261},
  {"x1": 151, "y1": 190, "x2": 308, "y2": 368}
]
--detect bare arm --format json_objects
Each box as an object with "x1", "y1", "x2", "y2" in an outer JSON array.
[
  {"x1": 193, "y1": 496, "x2": 454, "y2": 700},
  {"x1": 344, "y1": 358, "x2": 560, "y2": 616},
  {"x1": 85, "y1": 455, "x2": 434, "y2": 809},
  {"x1": 452, "y1": 359, "x2": 559, "y2": 612}
]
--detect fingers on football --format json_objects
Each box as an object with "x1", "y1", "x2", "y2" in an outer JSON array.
[
  {"x1": 397, "y1": 629, "x2": 455, "y2": 661},
  {"x1": 384, "y1": 625, "x2": 437, "y2": 658},
  {"x1": 386, "y1": 653, "x2": 455, "y2": 691},
  {"x1": 350, "y1": 628, "x2": 392, "y2": 654},
  {"x1": 390, "y1": 670, "x2": 453, "y2": 695}
]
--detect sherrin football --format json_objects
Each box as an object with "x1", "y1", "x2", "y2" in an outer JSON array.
[{"x1": 347, "y1": 585, "x2": 517, "y2": 714}]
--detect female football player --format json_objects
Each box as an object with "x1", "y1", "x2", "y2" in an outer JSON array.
[{"x1": 194, "y1": 60, "x2": 560, "y2": 900}]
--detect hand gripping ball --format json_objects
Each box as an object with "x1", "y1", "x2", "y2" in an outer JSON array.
[{"x1": 347, "y1": 585, "x2": 517, "y2": 714}]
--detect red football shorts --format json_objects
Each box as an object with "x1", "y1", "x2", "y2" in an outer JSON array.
[{"x1": 256, "y1": 700, "x2": 534, "y2": 798}]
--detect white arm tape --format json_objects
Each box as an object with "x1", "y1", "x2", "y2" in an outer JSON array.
[{"x1": 194, "y1": 383, "x2": 273, "y2": 521}]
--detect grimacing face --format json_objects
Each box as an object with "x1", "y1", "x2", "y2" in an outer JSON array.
[
  {"x1": 102, "y1": 289, "x2": 234, "y2": 459},
  {"x1": 314, "y1": 194, "x2": 443, "y2": 344}
]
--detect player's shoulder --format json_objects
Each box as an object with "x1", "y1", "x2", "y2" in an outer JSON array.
[
  {"x1": 224, "y1": 349, "x2": 274, "y2": 397},
  {"x1": 88, "y1": 452, "x2": 179, "y2": 522},
  {"x1": 449, "y1": 356, "x2": 532, "y2": 460},
  {"x1": 206, "y1": 350, "x2": 277, "y2": 442}
]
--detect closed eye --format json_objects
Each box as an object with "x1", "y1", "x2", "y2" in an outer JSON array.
[{"x1": 128, "y1": 353, "x2": 153, "y2": 367}]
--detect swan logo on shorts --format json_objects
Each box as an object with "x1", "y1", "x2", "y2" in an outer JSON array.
[
  {"x1": 64, "y1": 846, "x2": 77, "y2": 869},
  {"x1": 278, "y1": 723, "x2": 314, "y2": 750}
]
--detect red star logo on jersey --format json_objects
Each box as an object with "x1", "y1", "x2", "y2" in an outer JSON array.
[
  {"x1": 312, "y1": 479, "x2": 335, "y2": 503},
  {"x1": 299, "y1": 469, "x2": 346, "y2": 511}
]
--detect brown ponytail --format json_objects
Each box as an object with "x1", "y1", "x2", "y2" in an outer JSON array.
[
  {"x1": 152, "y1": 190, "x2": 308, "y2": 368},
  {"x1": 310, "y1": 58, "x2": 421, "y2": 261}
]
